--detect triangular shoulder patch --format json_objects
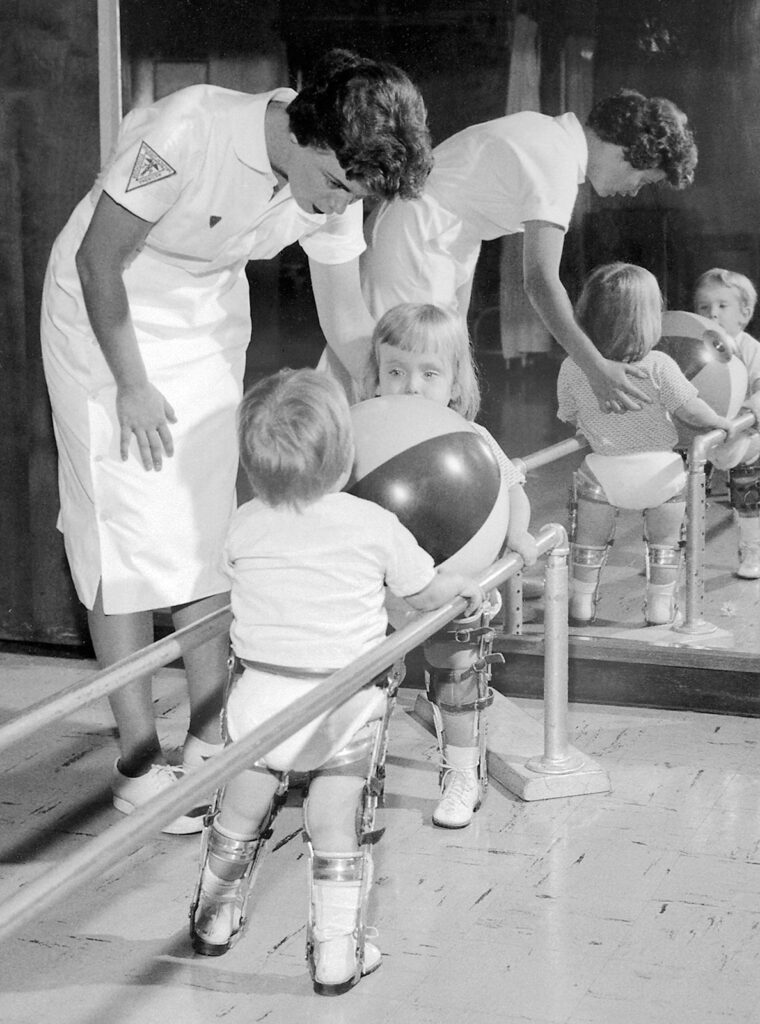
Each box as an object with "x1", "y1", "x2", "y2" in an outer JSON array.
[{"x1": 125, "y1": 141, "x2": 177, "y2": 192}]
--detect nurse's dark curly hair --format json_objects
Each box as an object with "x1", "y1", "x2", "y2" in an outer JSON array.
[
  {"x1": 587, "y1": 89, "x2": 697, "y2": 189},
  {"x1": 287, "y1": 49, "x2": 433, "y2": 200}
]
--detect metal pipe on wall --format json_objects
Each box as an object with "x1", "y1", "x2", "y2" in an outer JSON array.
[{"x1": 97, "y1": 0, "x2": 122, "y2": 166}]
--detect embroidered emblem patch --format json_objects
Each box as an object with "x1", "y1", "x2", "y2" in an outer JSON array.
[
  {"x1": 125, "y1": 141, "x2": 176, "y2": 192},
  {"x1": 209, "y1": 215, "x2": 221, "y2": 228}
]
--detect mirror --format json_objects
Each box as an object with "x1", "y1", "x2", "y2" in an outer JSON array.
[{"x1": 116, "y1": 0, "x2": 760, "y2": 675}]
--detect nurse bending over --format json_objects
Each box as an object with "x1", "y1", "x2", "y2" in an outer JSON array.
[
  {"x1": 40, "y1": 49, "x2": 433, "y2": 832},
  {"x1": 362, "y1": 89, "x2": 697, "y2": 414}
]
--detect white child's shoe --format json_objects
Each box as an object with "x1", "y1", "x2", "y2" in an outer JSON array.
[
  {"x1": 736, "y1": 516, "x2": 760, "y2": 579},
  {"x1": 432, "y1": 745, "x2": 480, "y2": 829},
  {"x1": 111, "y1": 761, "x2": 207, "y2": 834},
  {"x1": 568, "y1": 577, "x2": 598, "y2": 624},
  {"x1": 310, "y1": 875, "x2": 382, "y2": 995},
  {"x1": 193, "y1": 884, "x2": 241, "y2": 953},
  {"x1": 644, "y1": 582, "x2": 678, "y2": 625},
  {"x1": 311, "y1": 934, "x2": 382, "y2": 991}
]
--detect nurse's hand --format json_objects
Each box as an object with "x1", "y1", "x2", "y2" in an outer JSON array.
[
  {"x1": 116, "y1": 382, "x2": 177, "y2": 471},
  {"x1": 590, "y1": 358, "x2": 652, "y2": 414}
]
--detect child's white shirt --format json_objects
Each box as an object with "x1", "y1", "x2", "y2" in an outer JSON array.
[
  {"x1": 472, "y1": 422, "x2": 525, "y2": 489},
  {"x1": 733, "y1": 330, "x2": 760, "y2": 396},
  {"x1": 225, "y1": 491, "x2": 435, "y2": 668},
  {"x1": 556, "y1": 350, "x2": 697, "y2": 455}
]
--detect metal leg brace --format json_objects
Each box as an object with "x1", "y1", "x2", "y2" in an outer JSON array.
[
  {"x1": 730, "y1": 460, "x2": 760, "y2": 578},
  {"x1": 423, "y1": 607, "x2": 501, "y2": 806},
  {"x1": 189, "y1": 778, "x2": 288, "y2": 956},
  {"x1": 568, "y1": 470, "x2": 616, "y2": 624},
  {"x1": 305, "y1": 662, "x2": 405, "y2": 995},
  {"x1": 642, "y1": 498, "x2": 685, "y2": 625},
  {"x1": 644, "y1": 543, "x2": 682, "y2": 625}
]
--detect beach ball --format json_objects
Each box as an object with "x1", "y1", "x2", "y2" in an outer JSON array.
[
  {"x1": 348, "y1": 395, "x2": 510, "y2": 584},
  {"x1": 658, "y1": 311, "x2": 748, "y2": 417}
]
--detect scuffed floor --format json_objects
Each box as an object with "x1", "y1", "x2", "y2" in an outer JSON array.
[{"x1": 1, "y1": 654, "x2": 759, "y2": 1023}]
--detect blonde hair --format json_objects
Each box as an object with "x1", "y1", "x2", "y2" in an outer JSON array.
[
  {"x1": 368, "y1": 302, "x2": 481, "y2": 419},
  {"x1": 238, "y1": 368, "x2": 353, "y2": 510},
  {"x1": 693, "y1": 268, "x2": 757, "y2": 320},
  {"x1": 575, "y1": 262, "x2": 663, "y2": 362}
]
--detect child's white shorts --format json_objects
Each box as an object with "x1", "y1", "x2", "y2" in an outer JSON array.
[{"x1": 225, "y1": 666, "x2": 388, "y2": 773}]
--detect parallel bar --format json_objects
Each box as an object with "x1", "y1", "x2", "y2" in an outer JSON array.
[
  {"x1": 679, "y1": 410, "x2": 757, "y2": 634},
  {"x1": 512, "y1": 436, "x2": 589, "y2": 477},
  {"x1": 0, "y1": 607, "x2": 233, "y2": 754},
  {"x1": 506, "y1": 436, "x2": 588, "y2": 637},
  {"x1": 0, "y1": 525, "x2": 564, "y2": 942},
  {"x1": 503, "y1": 574, "x2": 523, "y2": 635},
  {"x1": 541, "y1": 536, "x2": 573, "y2": 765},
  {"x1": 527, "y1": 528, "x2": 584, "y2": 775}
]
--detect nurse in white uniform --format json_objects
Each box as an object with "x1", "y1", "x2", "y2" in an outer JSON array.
[
  {"x1": 40, "y1": 49, "x2": 433, "y2": 832},
  {"x1": 361, "y1": 89, "x2": 697, "y2": 414}
]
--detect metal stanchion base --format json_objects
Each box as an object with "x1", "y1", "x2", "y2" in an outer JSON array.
[
  {"x1": 673, "y1": 619, "x2": 718, "y2": 636},
  {"x1": 525, "y1": 751, "x2": 585, "y2": 774},
  {"x1": 410, "y1": 691, "x2": 610, "y2": 803}
]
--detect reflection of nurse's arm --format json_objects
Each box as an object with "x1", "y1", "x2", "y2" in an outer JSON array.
[
  {"x1": 522, "y1": 220, "x2": 651, "y2": 412},
  {"x1": 76, "y1": 193, "x2": 176, "y2": 472},
  {"x1": 309, "y1": 256, "x2": 375, "y2": 382}
]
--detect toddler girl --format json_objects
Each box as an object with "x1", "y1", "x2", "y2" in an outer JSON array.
[
  {"x1": 367, "y1": 302, "x2": 537, "y2": 829},
  {"x1": 694, "y1": 268, "x2": 760, "y2": 577},
  {"x1": 557, "y1": 263, "x2": 737, "y2": 625},
  {"x1": 190, "y1": 368, "x2": 483, "y2": 994}
]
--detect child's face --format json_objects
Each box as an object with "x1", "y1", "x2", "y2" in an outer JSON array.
[
  {"x1": 694, "y1": 283, "x2": 750, "y2": 339},
  {"x1": 377, "y1": 344, "x2": 456, "y2": 406}
]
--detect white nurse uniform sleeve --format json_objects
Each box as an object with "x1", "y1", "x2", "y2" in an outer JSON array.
[
  {"x1": 98, "y1": 90, "x2": 200, "y2": 223},
  {"x1": 299, "y1": 201, "x2": 366, "y2": 265}
]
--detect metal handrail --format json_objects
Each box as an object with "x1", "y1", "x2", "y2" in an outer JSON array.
[
  {"x1": 678, "y1": 409, "x2": 757, "y2": 634},
  {"x1": 512, "y1": 435, "x2": 589, "y2": 478},
  {"x1": 505, "y1": 434, "x2": 588, "y2": 635},
  {"x1": 0, "y1": 524, "x2": 569, "y2": 942}
]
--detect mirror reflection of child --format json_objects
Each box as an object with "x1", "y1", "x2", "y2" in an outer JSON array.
[
  {"x1": 694, "y1": 268, "x2": 760, "y2": 578},
  {"x1": 557, "y1": 263, "x2": 738, "y2": 625},
  {"x1": 366, "y1": 302, "x2": 537, "y2": 829}
]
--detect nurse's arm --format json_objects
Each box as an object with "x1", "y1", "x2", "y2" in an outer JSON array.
[
  {"x1": 309, "y1": 256, "x2": 375, "y2": 383},
  {"x1": 75, "y1": 192, "x2": 176, "y2": 471},
  {"x1": 522, "y1": 220, "x2": 651, "y2": 412}
]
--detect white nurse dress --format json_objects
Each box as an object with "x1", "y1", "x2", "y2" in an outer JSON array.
[
  {"x1": 41, "y1": 84, "x2": 364, "y2": 614},
  {"x1": 361, "y1": 110, "x2": 587, "y2": 319}
]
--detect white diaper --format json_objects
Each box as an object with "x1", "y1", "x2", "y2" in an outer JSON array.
[
  {"x1": 584, "y1": 451, "x2": 686, "y2": 510},
  {"x1": 225, "y1": 667, "x2": 388, "y2": 773}
]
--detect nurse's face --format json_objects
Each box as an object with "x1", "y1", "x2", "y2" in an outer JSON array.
[
  {"x1": 588, "y1": 144, "x2": 666, "y2": 198},
  {"x1": 287, "y1": 141, "x2": 368, "y2": 215}
]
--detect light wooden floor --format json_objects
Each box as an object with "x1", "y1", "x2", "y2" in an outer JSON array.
[{"x1": 1, "y1": 652, "x2": 759, "y2": 1024}]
